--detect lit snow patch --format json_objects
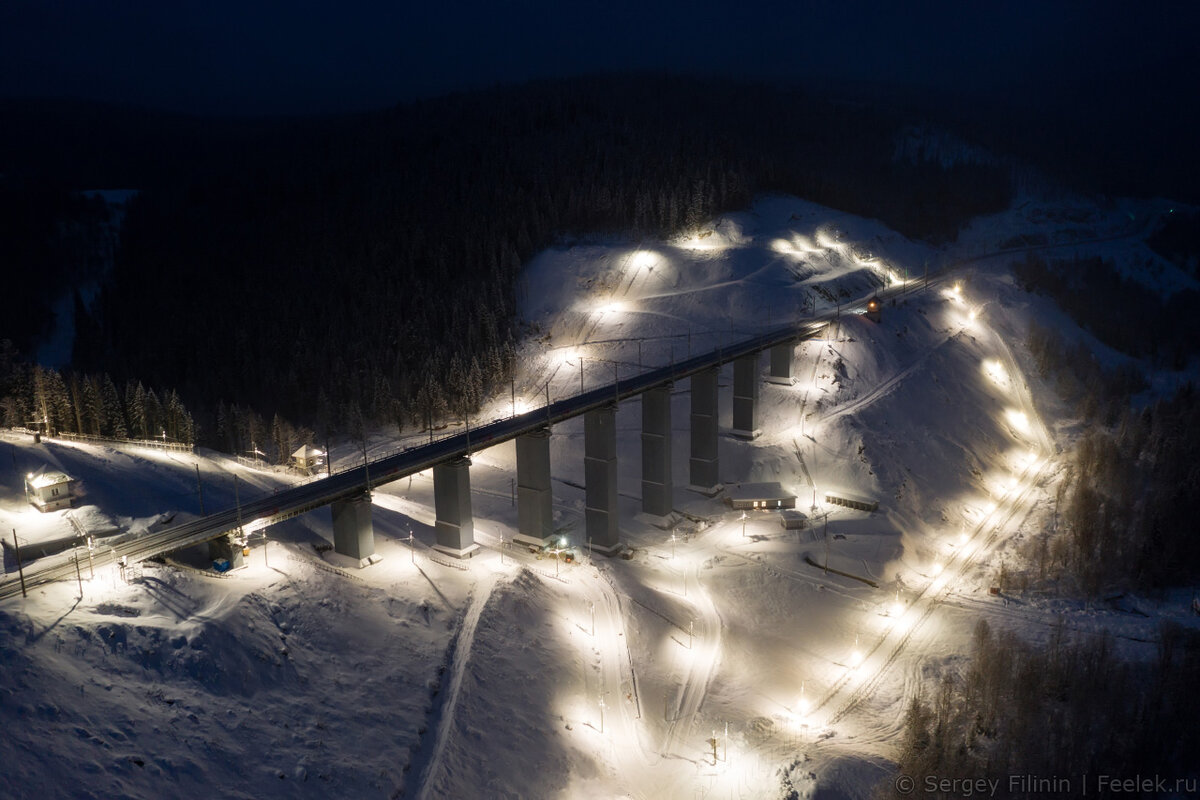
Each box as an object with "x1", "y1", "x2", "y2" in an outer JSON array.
[{"x1": 1005, "y1": 408, "x2": 1032, "y2": 436}]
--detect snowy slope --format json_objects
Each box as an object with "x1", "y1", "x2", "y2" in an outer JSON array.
[{"x1": 3, "y1": 193, "x2": 1196, "y2": 800}]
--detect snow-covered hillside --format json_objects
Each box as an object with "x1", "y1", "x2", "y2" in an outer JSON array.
[{"x1": 2, "y1": 194, "x2": 1195, "y2": 799}]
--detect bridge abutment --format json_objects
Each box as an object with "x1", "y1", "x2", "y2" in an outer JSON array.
[
  {"x1": 689, "y1": 367, "x2": 720, "y2": 493},
  {"x1": 515, "y1": 426, "x2": 554, "y2": 548},
  {"x1": 641, "y1": 384, "x2": 673, "y2": 516},
  {"x1": 433, "y1": 457, "x2": 479, "y2": 558},
  {"x1": 332, "y1": 490, "x2": 380, "y2": 567},
  {"x1": 732, "y1": 352, "x2": 761, "y2": 439},
  {"x1": 585, "y1": 403, "x2": 622, "y2": 554},
  {"x1": 767, "y1": 341, "x2": 795, "y2": 385}
]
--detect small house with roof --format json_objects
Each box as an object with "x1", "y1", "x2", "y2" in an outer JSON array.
[
  {"x1": 25, "y1": 469, "x2": 74, "y2": 512},
  {"x1": 292, "y1": 444, "x2": 326, "y2": 474}
]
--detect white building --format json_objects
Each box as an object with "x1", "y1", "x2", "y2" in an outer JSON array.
[
  {"x1": 291, "y1": 444, "x2": 326, "y2": 473},
  {"x1": 25, "y1": 469, "x2": 74, "y2": 512}
]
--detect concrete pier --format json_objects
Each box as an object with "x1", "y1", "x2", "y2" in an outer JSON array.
[
  {"x1": 767, "y1": 341, "x2": 794, "y2": 385},
  {"x1": 732, "y1": 352, "x2": 761, "y2": 439},
  {"x1": 515, "y1": 426, "x2": 555, "y2": 548},
  {"x1": 641, "y1": 384, "x2": 673, "y2": 516},
  {"x1": 689, "y1": 367, "x2": 720, "y2": 492},
  {"x1": 208, "y1": 534, "x2": 245, "y2": 570},
  {"x1": 433, "y1": 457, "x2": 479, "y2": 558},
  {"x1": 332, "y1": 490, "x2": 380, "y2": 566},
  {"x1": 585, "y1": 404, "x2": 621, "y2": 553}
]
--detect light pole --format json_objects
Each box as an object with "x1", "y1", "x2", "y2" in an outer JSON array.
[
  {"x1": 408, "y1": 528, "x2": 415, "y2": 564},
  {"x1": 73, "y1": 547, "x2": 83, "y2": 599},
  {"x1": 741, "y1": 511, "x2": 747, "y2": 538},
  {"x1": 11, "y1": 529, "x2": 26, "y2": 598},
  {"x1": 824, "y1": 516, "x2": 830, "y2": 575}
]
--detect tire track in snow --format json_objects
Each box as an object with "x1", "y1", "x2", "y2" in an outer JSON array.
[
  {"x1": 822, "y1": 461, "x2": 1046, "y2": 727},
  {"x1": 814, "y1": 327, "x2": 963, "y2": 428},
  {"x1": 661, "y1": 564, "x2": 723, "y2": 760},
  {"x1": 411, "y1": 574, "x2": 498, "y2": 800}
]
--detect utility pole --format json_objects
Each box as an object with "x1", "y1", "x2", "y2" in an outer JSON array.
[
  {"x1": 361, "y1": 434, "x2": 371, "y2": 492},
  {"x1": 12, "y1": 529, "x2": 26, "y2": 598},
  {"x1": 234, "y1": 474, "x2": 243, "y2": 540},
  {"x1": 73, "y1": 549, "x2": 83, "y2": 599},
  {"x1": 195, "y1": 464, "x2": 206, "y2": 514},
  {"x1": 824, "y1": 515, "x2": 830, "y2": 575}
]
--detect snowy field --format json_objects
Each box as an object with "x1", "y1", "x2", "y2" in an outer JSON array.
[{"x1": 2, "y1": 193, "x2": 1197, "y2": 799}]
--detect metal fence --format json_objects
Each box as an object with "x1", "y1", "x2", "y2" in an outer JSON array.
[{"x1": 53, "y1": 430, "x2": 193, "y2": 453}]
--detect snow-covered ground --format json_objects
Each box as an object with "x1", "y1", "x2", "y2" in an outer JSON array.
[{"x1": 3, "y1": 193, "x2": 1197, "y2": 799}]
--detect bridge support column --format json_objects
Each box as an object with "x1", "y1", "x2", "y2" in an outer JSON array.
[
  {"x1": 641, "y1": 384, "x2": 673, "y2": 516},
  {"x1": 689, "y1": 367, "x2": 721, "y2": 493},
  {"x1": 732, "y1": 352, "x2": 761, "y2": 439},
  {"x1": 585, "y1": 403, "x2": 622, "y2": 554},
  {"x1": 433, "y1": 457, "x2": 479, "y2": 558},
  {"x1": 767, "y1": 341, "x2": 795, "y2": 385},
  {"x1": 332, "y1": 491, "x2": 380, "y2": 567},
  {"x1": 515, "y1": 427, "x2": 554, "y2": 548}
]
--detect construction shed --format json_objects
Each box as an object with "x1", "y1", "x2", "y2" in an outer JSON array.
[
  {"x1": 780, "y1": 510, "x2": 809, "y2": 530},
  {"x1": 726, "y1": 482, "x2": 797, "y2": 511},
  {"x1": 823, "y1": 491, "x2": 878, "y2": 512}
]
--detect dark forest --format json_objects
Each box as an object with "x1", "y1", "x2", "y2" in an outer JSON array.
[{"x1": 2, "y1": 76, "x2": 1012, "y2": 452}]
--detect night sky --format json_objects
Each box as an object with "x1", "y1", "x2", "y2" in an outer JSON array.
[{"x1": 3, "y1": 1, "x2": 1194, "y2": 116}]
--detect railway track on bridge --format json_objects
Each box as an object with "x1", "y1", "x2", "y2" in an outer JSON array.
[{"x1": 0, "y1": 268, "x2": 971, "y2": 604}]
